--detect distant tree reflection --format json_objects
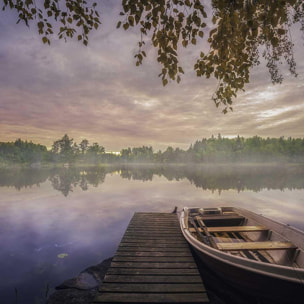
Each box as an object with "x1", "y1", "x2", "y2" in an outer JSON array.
[{"x1": 0, "y1": 164, "x2": 304, "y2": 196}]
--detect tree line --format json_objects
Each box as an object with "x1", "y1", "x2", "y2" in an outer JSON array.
[{"x1": 0, "y1": 134, "x2": 304, "y2": 166}]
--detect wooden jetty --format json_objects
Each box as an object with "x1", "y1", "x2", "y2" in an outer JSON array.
[{"x1": 94, "y1": 212, "x2": 209, "y2": 303}]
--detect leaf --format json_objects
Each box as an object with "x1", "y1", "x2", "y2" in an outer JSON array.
[
  {"x1": 57, "y1": 253, "x2": 69, "y2": 259},
  {"x1": 178, "y1": 67, "x2": 184, "y2": 74},
  {"x1": 209, "y1": 28, "x2": 217, "y2": 36},
  {"x1": 162, "y1": 78, "x2": 168, "y2": 86},
  {"x1": 42, "y1": 36, "x2": 48, "y2": 44},
  {"x1": 117, "y1": 21, "x2": 122, "y2": 28},
  {"x1": 128, "y1": 15, "x2": 134, "y2": 26}
]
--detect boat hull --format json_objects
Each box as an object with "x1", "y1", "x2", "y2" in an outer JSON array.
[
  {"x1": 192, "y1": 246, "x2": 304, "y2": 303},
  {"x1": 180, "y1": 207, "x2": 304, "y2": 303}
]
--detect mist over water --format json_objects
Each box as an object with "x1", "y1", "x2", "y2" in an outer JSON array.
[{"x1": 0, "y1": 164, "x2": 304, "y2": 303}]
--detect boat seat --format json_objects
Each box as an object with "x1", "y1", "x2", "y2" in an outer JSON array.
[
  {"x1": 207, "y1": 226, "x2": 268, "y2": 233},
  {"x1": 199, "y1": 215, "x2": 244, "y2": 221},
  {"x1": 217, "y1": 241, "x2": 297, "y2": 251},
  {"x1": 189, "y1": 226, "x2": 268, "y2": 233}
]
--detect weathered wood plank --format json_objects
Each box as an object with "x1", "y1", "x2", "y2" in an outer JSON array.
[
  {"x1": 95, "y1": 292, "x2": 209, "y2": 303},
  {"x1": 121, "y1": 238, "x2": 186, "y2": 243},
  {"x1": 112, "y1": 256, "x2": 194, "y2": 262},
  {"x1": 125, "y1": 230, "x2": 181, "y2": 233},
  {"x1": 116, "y1": 246, "x2": 188, "y2": 252},
  {"x1": 110, "y1": 262, "x2": 197, "y2": 268},
  {"x1": 217, "y1": 241, "x2": 297, "y2": 251},
  {"x1": 127, "y1": 225, "x2": 179, "y2": 229},
  {"x1": 189, "y1": 226, "x2": 268, "y2": 233},
  {"x1": 103, "y1": 275, "x2": 203, "y2": 283},
  {"x1": 125, "y1": 228, "x2": 181, "y2": 232},
  {"x1": 115, "y1": 251, "x2": 193, "y2": 257},
  {"x1": 99, "y1": 283, "x2": 206, "y2": 293},
  {"x1": 122, "y1": 235, "x2": 184, "y2": 240},
  {"x1": 124, "y1": 230, "x2": 182, "y2": 234},
  {"x1": 199, "y1": 215, "x2": 244, "y2": 221},
  {"x1": 118, "y1": 242, "x2": 189, "y2": 248},
  {"x1": 106, "y1": 268, "x2": 200, "y2": 275}
]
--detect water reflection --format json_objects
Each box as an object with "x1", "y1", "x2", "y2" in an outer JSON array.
[
  {"x1": 0, "y1": 165, "x2": 304, "y2": 303},
  {"x1": 1, "y1": 164, "x2": 304, "y2": 196}
]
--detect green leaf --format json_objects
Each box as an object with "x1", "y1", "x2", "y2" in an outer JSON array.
[{"x1": 162, "y1": 79, "x2": 168, "y2": 86}]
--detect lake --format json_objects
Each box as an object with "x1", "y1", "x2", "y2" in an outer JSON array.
[{"x1": 1, "y1": 164, "x2": 304, "y2": 303}]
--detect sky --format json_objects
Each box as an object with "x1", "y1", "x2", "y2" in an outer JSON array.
[{"x1": 0, "y1": 1, "x2": 303, "y2": 151}]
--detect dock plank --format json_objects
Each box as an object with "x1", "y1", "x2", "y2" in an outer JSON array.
[
  {"x1": 103, "y1": 275, "x2": 204, "y2": 283},
  {"x1": 114, "y1": 251, "x2": 193, "y2": 257},
  {"x1": 106, "y1": 268, "x2": 200, "y2": 275},
  {"x1": 99, "y1": 283, "x2": 206, "y2": 293},
  {"x1": 94, "y1": 293, "x2": 209, "y2": 303},
  {"x1": 110, "y1": 261, "x2": 198, "y2": 268},
  {"x1": 112, "y1": 256, "x2": 194, "y2": 262}
]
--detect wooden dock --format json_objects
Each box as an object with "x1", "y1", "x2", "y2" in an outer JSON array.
[{"x1": 94, "y1": 212, "x2": 209, "y2": 303}]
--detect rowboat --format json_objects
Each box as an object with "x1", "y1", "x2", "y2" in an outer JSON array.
[{"x1": 180, "y1": 207, "x2": 304, "y2": 301}]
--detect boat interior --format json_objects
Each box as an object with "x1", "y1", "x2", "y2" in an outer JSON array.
[{"x1": 186, "y1": 207, "x2": 304, "y2": 268}]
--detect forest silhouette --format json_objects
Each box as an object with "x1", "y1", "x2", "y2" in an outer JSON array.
[{"x1": 1, "y1": 135, "x2": 304, "y2": 166}]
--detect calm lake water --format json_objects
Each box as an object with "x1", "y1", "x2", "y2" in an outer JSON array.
[{"x1": 0, "y1": 164, "x2": 304, "y2": 304}]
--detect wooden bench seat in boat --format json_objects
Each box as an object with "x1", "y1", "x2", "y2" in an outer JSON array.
[
  {"x1": 189, "y1": 226, "x2": 268, "y2": 233},
  {"x1": 208, "y1": 226, "x2": 268, "y2": 233},
  {"x1": 216, "y1": 241, "x2": 297, "y2": 251},
  {"x1": 199, "y1": 215, "x2": 244, "y2": 221}
]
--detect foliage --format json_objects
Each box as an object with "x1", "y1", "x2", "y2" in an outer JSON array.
[
  {"x1": 118, "y1": 0, "x2": 304, "y2": 112},
  {"x1": 119, "y1": 135, "x2": 304, "y2": 163},
  {"x1": 121, "y1": 146, "x2": 154, "y2": 162},
  {"x1": 50, "y1": 134, "x2": 107, "y2": 164},
  {"x1": 0, "y1": 138, "x2": 48, "y2": 164},
  {"x1": 2, "y1": 0, "x2": 100, "y2": 45},
  {"x1": 186, "y1": 135, "x2": 304, "y2": 163},
  {"x1": 0, "y1": 135, "x2": 304, "y2": 166},
  {"x1": 2, "y1": 0, "x2": 304, "y2": 111}
]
